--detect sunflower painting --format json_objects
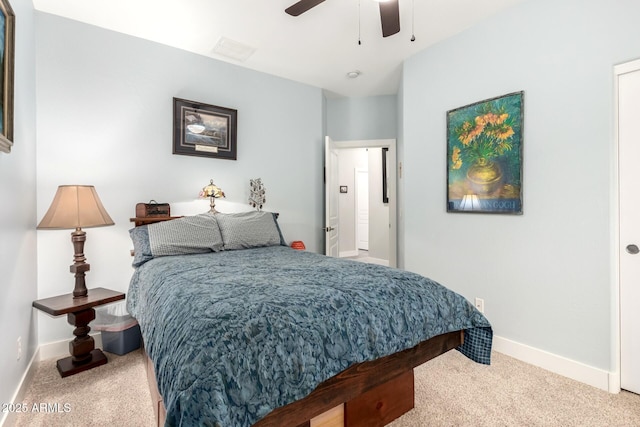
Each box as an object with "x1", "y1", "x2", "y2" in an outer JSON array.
[{"x1": 446, "y1": 92, "x2": 523, "y2": 214}]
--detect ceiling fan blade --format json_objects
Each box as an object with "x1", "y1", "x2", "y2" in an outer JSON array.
[
  {"x1": 285, "y1": 0, "x2": 326, "y2": 16},
  {"x1": 379, "y1": 0, "x2": 400, "y2": 37}
]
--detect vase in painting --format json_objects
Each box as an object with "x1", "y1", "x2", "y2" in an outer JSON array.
[{"x1": 466, "y1": 158, "x2": 502, "y2": 195}]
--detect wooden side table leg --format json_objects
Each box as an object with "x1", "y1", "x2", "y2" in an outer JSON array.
[{"x1": 56, "y1": 308, "x2": 108, "y2": 377}]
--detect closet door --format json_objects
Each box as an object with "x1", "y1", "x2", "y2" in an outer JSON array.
[{"x1": 618, "y1": 59, "x2": 640, "y2": 394}]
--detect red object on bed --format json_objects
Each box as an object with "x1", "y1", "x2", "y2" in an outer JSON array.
[{"x1": 290, "y1": 240, "x2": 305, "y2": 250}]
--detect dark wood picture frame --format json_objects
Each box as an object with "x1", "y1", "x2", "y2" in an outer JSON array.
[
  {"x1": 173, "y1": 97, "x2": 237, "y2": 160},
  {"x1": 0, "y1": 0, "x2": 14, "y2": 154}
]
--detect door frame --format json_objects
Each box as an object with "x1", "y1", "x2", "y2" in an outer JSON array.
[
  {"x1": 612, "y1": 57, "x2": 640, "y2": 393},
  {"x1": 327, "y1": 138, "x2": 397, "y2": 267}
]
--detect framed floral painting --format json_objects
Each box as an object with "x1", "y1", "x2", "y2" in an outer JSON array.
[{"x1": 446, "y1": 91, "x2": 524, "y2": 214}]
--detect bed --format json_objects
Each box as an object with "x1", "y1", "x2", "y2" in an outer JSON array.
[{"x1": 126, "y1": 211, "x2": 492, "y2": 427}]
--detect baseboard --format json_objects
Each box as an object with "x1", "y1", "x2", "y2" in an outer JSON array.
[
  {"x1": 493, "y1": 335, "x2": 612, "y2": 392},
  {"x1": 0, "y1": 348, "x2": 40, "y2": 427},
  {"x1": 1, "y1": 333, "x2": 105, "y2": 427}
]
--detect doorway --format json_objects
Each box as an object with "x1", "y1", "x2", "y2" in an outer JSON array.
[{"x1": 324, "y1": 138, "x2": 397, "y2": 267}]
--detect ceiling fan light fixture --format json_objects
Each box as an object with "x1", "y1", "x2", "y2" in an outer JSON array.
[
  {"x1": 346, "y1": 70, "x2": 361, "y2": 79},
  {"x1": 285, "y1": 0, "x2": 399, "y2": 38}
]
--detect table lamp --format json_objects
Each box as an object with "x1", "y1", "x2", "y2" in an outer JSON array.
[
  {"x1": 37, "y1": 185, "x2": 114, "y2": 298},
  {"x1": 199, "y1": 179, "x2": 225, "y2": 213}
]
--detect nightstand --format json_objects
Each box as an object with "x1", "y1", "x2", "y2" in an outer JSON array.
[{"x1": 33, "y1": 287, "x2": 125, "y2": 377}]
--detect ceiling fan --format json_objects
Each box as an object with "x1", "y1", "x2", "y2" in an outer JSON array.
[{"x1": 285, "y1": 0, "x2": 401, "y2": 38}]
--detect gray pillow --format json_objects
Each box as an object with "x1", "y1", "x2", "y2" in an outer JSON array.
[
  {"x1": 129, "y1": 225, "x2": 152, "y2": 267},
  {"x1": 129, "y1": 213, "x2": 224, "y2": 267},
  {"x1": 216, "y1": 211, "x2": 284, "y2": 250}
]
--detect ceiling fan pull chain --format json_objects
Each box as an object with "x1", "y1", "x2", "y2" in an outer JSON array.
[
  {"x1": 411, "y1": 0, "x2": 416, "y2": 42},
  {"x1": 358, "y1": 0, "x2": 362, "y2": 45}
]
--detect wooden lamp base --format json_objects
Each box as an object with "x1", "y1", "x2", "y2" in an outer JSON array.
[
  {"x1": 56, "y1": 307, "x2": 106, "y2": 377},
  {"x1": 57, "y1": 349, "x2": 108, "y2": 378}
]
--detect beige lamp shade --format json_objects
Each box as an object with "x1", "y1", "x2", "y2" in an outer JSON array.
[
  {"x1": 38, "y1": 185, "x2": 113, "y2": 298},
  {"x1": 38, "y1": 185, "x2": 114, "y2": 230}
]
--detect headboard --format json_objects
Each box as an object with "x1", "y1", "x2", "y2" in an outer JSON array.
[{"x1": 130, "y1": 216, "x2": 181, "y2": 227}]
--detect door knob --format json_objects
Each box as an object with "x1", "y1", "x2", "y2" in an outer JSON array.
[{"x1": 626, "y1": 244, "x2": 639, "y2": 254}]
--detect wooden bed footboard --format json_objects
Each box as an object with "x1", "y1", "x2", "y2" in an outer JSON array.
[{"x1": 145, "y1": 330, "x2": 463, "y2": 427}]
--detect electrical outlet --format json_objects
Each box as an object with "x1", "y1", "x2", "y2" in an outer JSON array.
[
  {"x1": 17, "y1": 336, "x2": 22, "y2": 361},
  {"x1": 474, "y1": 298, "x2": 485, "y2": 313}
]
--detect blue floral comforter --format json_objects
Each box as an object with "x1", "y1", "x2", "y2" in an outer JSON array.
[{"x1": 127, "y1": 246, "x2": 492, "y2": 427}]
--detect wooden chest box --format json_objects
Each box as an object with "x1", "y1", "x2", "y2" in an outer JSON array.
[{"x1": 135, "y1": 201, "x2": 170, "y2": 218}]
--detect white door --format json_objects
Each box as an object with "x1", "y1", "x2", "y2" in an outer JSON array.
[
  {"x1": 356, "y1": 169, "x2": 369, "y2": 250},
  {"x1": 324, "y1": 136, "x2": 339, "y2": 257},
  {"x1": 618, "y1": 59, "x2": 640, "y2": 394}
]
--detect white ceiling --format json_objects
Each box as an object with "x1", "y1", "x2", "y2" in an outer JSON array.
[{"x1": 33, "y1": 0, "x2": 524, "y2": 98}]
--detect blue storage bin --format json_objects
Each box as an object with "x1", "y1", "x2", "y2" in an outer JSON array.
[
  {"x1": 94, "y1": 301, "x2": 142, "y2": 355},
  {"x1": 101, "y1": 323, "x2": 142, "y2": 355}
]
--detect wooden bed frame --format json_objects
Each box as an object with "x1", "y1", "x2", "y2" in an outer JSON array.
[
  {"x1": 131, "y1": 215, "x2": 464, "y2": 426},
  {"x1": 145, "y1": 330, "x2": 463, "y2": 427}
]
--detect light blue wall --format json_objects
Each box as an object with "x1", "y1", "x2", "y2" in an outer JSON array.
[
  {"x1": 0, "y1": 0, "x2": 38, "y2": 416},
  {"x1": 326, "y1": 95, "x2": 397, "y2": 141},
  {"x1": 34, "y1": 13, "x2": 324, "y2": 344},
  {"x1": 401, "y1": 0, "x2": 640, "y2": 370}
]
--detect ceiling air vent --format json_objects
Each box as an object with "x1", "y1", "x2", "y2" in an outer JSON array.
[{"x1": 212, "y1": 37, "x2": 256, "y2": 62}]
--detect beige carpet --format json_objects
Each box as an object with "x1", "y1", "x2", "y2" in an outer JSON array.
[
  {"x1": 9, "y1": 348, "x2": 640, "y2": 426},
  {"x1": 390, "y1": 350, "x2": 640, "y2": 427},
  {"x1": 10, "y1": 349, "x2": 155, "y2": 427}
]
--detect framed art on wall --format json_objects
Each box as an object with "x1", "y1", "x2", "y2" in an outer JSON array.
[
  {"x1": 446, "y1": 91, "x2": 524, "y2": 214},
  {"x1": 0, "y1": 0, "x2": 15, "y2": 154},
  {"x1": 173, "y1": 97, "x2": 237, "y2": 160}
]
